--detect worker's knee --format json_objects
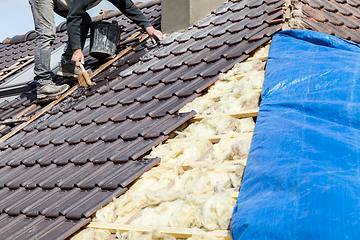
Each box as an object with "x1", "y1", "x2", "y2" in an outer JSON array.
[{"x1": 36, "y1": 32, "x2": 56, "y2": 46}]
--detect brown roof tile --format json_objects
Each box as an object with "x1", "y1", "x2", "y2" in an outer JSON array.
[
  {"x1": 290, "y1": 0, "x2": 360, "y2": 43},
  {"x1": 0, "y1": 0, "x2": 283, "y2": 238}
]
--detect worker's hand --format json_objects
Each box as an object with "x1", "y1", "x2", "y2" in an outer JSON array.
[
  {"x1": 71, "y1": 49, "x2": 84, "y2": 67},
  {"x1": 146, "y1": 26, "x2": 163, "y2": 44}
]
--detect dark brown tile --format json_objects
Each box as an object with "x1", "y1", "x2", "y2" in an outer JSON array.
[
  {"x1": 103, "y1": 89, "x2": 132, "y2": 107},
  {"x1": 153, "y1": 95, "x2": 200, "y2": 118},
  {"x1": 119, "y1": 85, "x2": 147, "y2": 105},
  {"x1": 66, "y1": 188, "x2": 127, "y2": 219},
  {"x1": 335, "y1": 3, "x2": 354, "y2": 16},
  {"x1": 0, "y1": 215, "x2": 45, "y2": 239},
  {"x1": 77, "y1": 107, "x2": 106, "y2": 125},
  {"x1": 110, "y1": 102, "x2": 141, "y2": 122},
  {"x1": 161, "y1": 65, "x2": 189, "y2": 84},
  {"x1": 144, "y1": 112, "x2": 196, "y2": 138},
  {"x1": 150, "y1": 55, "x2": 173, "y2": 72},
  {"x1": 175, "y1": 27, "x2": 199, "y2": 42},
  {"x1": 37, "y1": 143, "x2": 74, "y2": 166},
  {"x1": 192, "y1": 24, "x2": 216, "y2": 40},
  {"x1": 70, "y1": 141, "x2": 105, "y2": 164},
  {"x1": 170, "y1": 39, "x2": 196, "y2": 55},
  {"x1": 207, "y1": 32, "x2": 232, "y2": 49},
  {"x1": 43, "y1": 188, "x2": 94, "y2": 218},
  {"x1": 15, "y1": 216, "x2": 86, "y2": 240},
  {"x1": 183, "y1": 48, "x2": 209, "y2": 67},
  {"x1": 129, "y1": 99, "x2": 160, "y2": 120},
  {"x1": 302, "y1": 19, "x2": 334, "y2": 35},
  {"x1": 195, "y1": 15, "x2": 215, "y2": 28},
  {"x1": 154, "y1": 42, "x2": 178, "y2": 58},
  {"x1": 127, "y1": 71, "x2": 153, "y2": 89},
  {"x1": 189, "y1": 35, "x2": 213, "y2": 52},
  {"x1": 346, "y1": 0, "x2": 360, "y2": 8},
  {"x1": 79, "y1": 161, "x2": 133, "y2": 189},
  {"x1": 230, "y1": 0, "x2": 250, "y2": 12},
  {"x1": 5, "y1": 188, "x2": 43, "y2": 215},
  {"x1": 212, "y1": 1, "x2": 234, "y2": 15},
  {"x1": 108, "y1": 138, "x2": 143, "y2": 162},
  {"x1": 320, "y1": 10, "x2": 344, "y2": 26},
  {"x1": 165, "y1": 51, "x2": 192, "y2": 69},
  {"x1": 181, "y1": 62, "x2": 207, "y2": 81},
  {"x1": 212, "y1": 11, "x2": 233, "y2": 25},
  {"x1": 249, "y1": 25, "x2": 281, "y2": 41},
  {"x1": 226, "y1": 29, "x2": 250, "y2": 45},
  {"x1": 116, "y1": 158, "x2": 161, "y2": 188}
]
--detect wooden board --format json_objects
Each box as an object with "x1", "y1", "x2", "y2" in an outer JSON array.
[
  {"x1": 245, "y1": 55, "x2": 268, "y2": 62},
  {"x1": 166, "y1": 132, "x2": 253, "y2": 144},
  {"x1": 189, "y1": 108, "x2": 259, "y2": 123},
  {"x1": 0, "y1": 85, "x2": 78, "y2": 144},
  {"x1": 88, "y1": 222, "x2": 231, "y2": 239},
  {"x1": 205, "y1": 88, "x2": 262, "y2": 102}
]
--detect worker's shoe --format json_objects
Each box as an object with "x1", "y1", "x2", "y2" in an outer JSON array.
[
  {"x1": 37, "y1": 83, "x2": 69, "y2": 99},
  {"x1": 57, "y1": 62, "x2": 82, "y2": 78}
]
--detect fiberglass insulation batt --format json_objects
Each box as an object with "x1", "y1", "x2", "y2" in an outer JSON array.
[{"x1": 231, "y1": 30, "x2": 360, "y2": 239}]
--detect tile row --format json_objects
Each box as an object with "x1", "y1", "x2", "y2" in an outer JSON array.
[
  {"x1": 0, "y1": 186, "x2": 126, "y2": 219},
  {"x1": 294, "y1": 0, "x2": 360, "y2": 43},
  {"x1": 301, "y1": 15, "x2": 360, "y2": 43},
  {"x1": 0, "y1": 112, "x2": 194, "y2": 154},
  {"x1": 0, "y1": 158, "x2": 159, "y2": 191},
  {"x1": 0, "y1": 215, "x2": 90, "y2": 240}
]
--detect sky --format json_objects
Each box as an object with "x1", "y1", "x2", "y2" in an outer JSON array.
[{"x1": 0, "y1": 0, "x2": 150, "y2": 43}]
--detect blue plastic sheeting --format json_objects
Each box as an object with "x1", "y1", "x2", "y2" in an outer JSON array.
[{"x1": 231, "y1": 30, "x2": 360, "y2": 239}]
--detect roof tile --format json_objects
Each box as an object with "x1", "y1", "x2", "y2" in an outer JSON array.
[{"x1": 0, "y1": 0, "x2": 284, "y2": 237}]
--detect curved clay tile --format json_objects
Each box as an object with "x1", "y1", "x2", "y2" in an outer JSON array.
[
  {"x1": 9, "y1": 34, "x2": 26, "y2": 44},
  {"x1": 24, "y1": 31, "x2": 36, "y2": 42}
]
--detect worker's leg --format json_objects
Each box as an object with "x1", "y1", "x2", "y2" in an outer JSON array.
[
  {"x1": 29, "y1": 0, "x2": 58, "y2": 88},
  {"x1": 56, "y1": 8, "x2": 92, "y2": 77},
  {"x1": 29, "y1": 0, "x2": 69, "y2": 99}
]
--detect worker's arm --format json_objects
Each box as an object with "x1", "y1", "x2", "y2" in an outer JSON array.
[
  {"x1": 69, "y1": 0, "x2": 163, "y2": 65},
  {"x1": 109, "y1": 0, "x2": 163, "y2": 43},
  {"x1": 67, "y1": 0, "x2": 92, "y2": 51}
]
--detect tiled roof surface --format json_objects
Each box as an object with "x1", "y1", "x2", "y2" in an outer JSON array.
[
  {"x1": 286, "y1": 0, "x2": 360, "y2": 43},
  {"x1": 0, "y1": 0, "x2": 283, "y2": 239}
]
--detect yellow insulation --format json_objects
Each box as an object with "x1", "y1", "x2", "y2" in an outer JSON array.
[
  {"x1": 178, "y1": 97, "x2": 215, "y2": 115},
  {"x1": 94, "y1": 193, "x2": 147, "y2": 224},
  {"x1": 212, "y1": 91, "x2": 260, "y2": 114},
  {"x1": 117, "y1": 230, "x2": 176, "y2": 240},
  {"x1": 218, "y1": 59, "x2": 263, "y2": 81},
  {"x1": 201, "y1": 184, "x2": 236, "y2": 231},
  {"x1": 71, "y1": 229, "x2": 111, "y2": 240},
  {"x1": 188, "y1": 235, "x2": 225, "y2": 240},
  {"x1": 207, "y1": 131, "x2": 252, "y2": 161},
  {"x1": 129, "y1": 165, "x2": 183, "y2": 192},
  {"x1": 146, "y1": 138, "x2": 212, "y2": 164},
  {"x1": 180, "y1": 115, "x2": 241, "y2": 137}
]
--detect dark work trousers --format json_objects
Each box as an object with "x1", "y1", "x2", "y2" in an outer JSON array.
[{"x1": 29, "y1": 0, "x2": 91, "y2": 87}]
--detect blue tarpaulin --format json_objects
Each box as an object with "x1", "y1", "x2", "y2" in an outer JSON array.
[{"x1": 230, "y1": 30, "x2": 360, "y2": 239}]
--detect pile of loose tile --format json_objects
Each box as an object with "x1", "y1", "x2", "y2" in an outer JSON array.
[{"x1": 284, "y1": 0, "x2": 360, "y2": 43}]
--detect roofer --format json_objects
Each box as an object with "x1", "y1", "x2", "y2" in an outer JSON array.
[{"x1": 29, "y1": 0, "x2": 163, "y2": 99}]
